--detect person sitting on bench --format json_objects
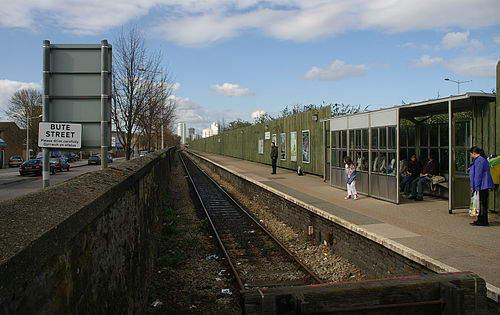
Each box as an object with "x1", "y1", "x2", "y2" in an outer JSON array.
[
  {"x1": 400, "y1": 153, "x2": 421, "y2": 198},
  {"x1": 409, "y1": 153, "x2": 438, "y2": 201}
]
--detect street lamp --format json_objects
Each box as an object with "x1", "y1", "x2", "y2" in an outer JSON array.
[
  {"x1": 13, "y1": 112, "x2": 42, "y2": 160},
  {"x1": 444, "y1": 78, "x2": 472, "y2": 95},
  {"x1": 138, "y1": 67, "x2": 165, "y2": 150}
]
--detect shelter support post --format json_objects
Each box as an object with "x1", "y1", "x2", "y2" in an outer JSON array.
[{"x1": 448, "y1": 98, "x2": 454, "y2": 214}]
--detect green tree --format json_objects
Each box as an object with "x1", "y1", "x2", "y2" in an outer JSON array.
[{"x1": 224, "y1": 119, "x2": 251, "y2": 131}]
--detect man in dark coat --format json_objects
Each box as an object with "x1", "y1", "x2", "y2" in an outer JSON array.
[
  {"x1": 400, "y1": 154, "x2": 421, "y2": 198},
  {"x1": 270, "y1": 142, "x2": 278, "y2": 174},
  {"x1": 410, "y1": 153, "x2": 439, "y2": 201}
]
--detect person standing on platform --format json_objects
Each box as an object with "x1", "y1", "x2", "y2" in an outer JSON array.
[
  {"x1": 270, "y1": 142, "x2": 278, "y2": 174},
  {"x1": 344, "y1": 156, "x2": 358, "y2": 200},
  {"x1": 468, "y1": 147, "x2": 494, "y2": 226}
]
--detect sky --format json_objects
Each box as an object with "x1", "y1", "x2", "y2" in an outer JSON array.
[{"x1": 0, "y1": 0, "x2": 499, "y2": 133}]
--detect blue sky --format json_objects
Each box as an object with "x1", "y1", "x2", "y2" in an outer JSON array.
[{"x1": 0, "y1": 0, "x2": 499, "y2": 133}]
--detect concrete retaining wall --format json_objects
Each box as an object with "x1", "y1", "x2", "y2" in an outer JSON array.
[{"x1": 0, "y1": 148, "x2": 175, "y2": 314}]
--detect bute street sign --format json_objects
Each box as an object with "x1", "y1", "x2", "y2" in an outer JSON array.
[{"x1": 38, "y1": 122, "x2": 82, "y2": 149}]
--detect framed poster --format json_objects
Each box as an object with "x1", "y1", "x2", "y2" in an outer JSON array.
[
  {"x1": 280, "y1": 133, "x2": 286, "y2": 160},
  {"x1": 302, "y1": 130, "x2": 310, "y2": 163},
  {"x1": 258, "y1": 139, "x2": 264, "y2": 154},
  {"x1": 272, "y1": 133, "x2": 277, "y2": 145},
  {"x1": 265, "y1": 131, "x2": 271, "y2": 140},
  {"x1": 290, "y1": 131, "x2": 297, "y2": 162}
]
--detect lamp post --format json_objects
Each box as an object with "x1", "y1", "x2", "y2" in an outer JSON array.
[
  {"x1": 138, "y1": 67, "x2": 165, "y2": 149},
  {"x1": 444, "y1": 78, "x2": 471, "y2": 95},
  {"x1": 14, "y1": 112, "x2": 42, "y2": 160}
]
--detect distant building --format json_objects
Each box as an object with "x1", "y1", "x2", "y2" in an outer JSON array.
[
  {"x1": 0, "y1": 122, "x2": 25, "y2": 168},
  {"x1": 202, "y1": 128, "x2": 211, "y2": 138},
  {"x1": 201, "y1": 122, "x2": 220, "y2": 138},
  {"x1": 188, "y1": 127, "x2": 195, "y2": 140},
  {"x1": 210, "y1": 122, "x2": 219, "y2": 136},
  {"x1": 177, "y1": 122, "x2": 186, "y2": 145}
]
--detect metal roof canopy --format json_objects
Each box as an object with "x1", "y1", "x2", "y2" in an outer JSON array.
[{"x1": 399, "y1": 93, "x2": 495, "y2": 119}]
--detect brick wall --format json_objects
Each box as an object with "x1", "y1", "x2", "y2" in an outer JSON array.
[{"x1": 0, "y1": 122, "x2": 25, "y2": 167}]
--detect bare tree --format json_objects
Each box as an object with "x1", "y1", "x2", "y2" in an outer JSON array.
[
  {"x1": 5, "y1": 88, "x2": 42, "y2": 157},
  {"x1": 137, "y1": 73, "x2": 176, "y2": 151},
  {"x1": 112, "y1": 26, "x2": 175, "y2": 160}
]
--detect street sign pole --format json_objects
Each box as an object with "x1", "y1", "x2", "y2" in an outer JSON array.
[
  {"x1": 100, "y1": 40, "x2": 110, "y2": 169},
  {"x1": 42, "y1": 40, "x2": 51, "y2": 188}
]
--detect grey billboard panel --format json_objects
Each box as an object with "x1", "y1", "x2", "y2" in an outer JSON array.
[
  {"x1": 50, "y1": 46, "x2": 101, "y2": 73},
  {"x1": 45, "y1": 41, "x2": 111, "y2": 151},
  {"x1": 50, "y1": 74, "x2": 101, "y2": 97},
  {"x1": 81, "y1": 123, "x2": 106, "y2": 148},
  {"x1": 50, "y1": 99, "x2": 101, "y2": 122}
]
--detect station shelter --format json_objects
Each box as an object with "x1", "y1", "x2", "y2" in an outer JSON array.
[{"x1": 321, "y1": 93, "x2": 496, "y2": 212}]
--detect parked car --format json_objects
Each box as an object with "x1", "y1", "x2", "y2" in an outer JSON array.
[
  {"x1": 88, "y1": 155, "x2": 101, "y2": 165},
  {"x1": 36, "y1": 151, "x2": 62, "y2": 159},
  {"x1": 62, "y1": 152, "x2": 80, "y2": 162},
  {"x1": 69, "y1": 152, "x2": 80, "y2": 162},
  {"x1": 139, "y1": 151, "x2": 148, "y2": 157},
  {"x1": 8, "y1": 156, "x2": 24, "y2": 168},
  {"x1": 50, "y1": 157, "x2": 70, "y2": 171},
  {"x1": 19, "y1": 159, "x2": 56, "y2": 176}
]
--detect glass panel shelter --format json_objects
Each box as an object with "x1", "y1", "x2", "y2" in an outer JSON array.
[{"x1": 324, "y1": 93, "x2": 496, "y2": 211}]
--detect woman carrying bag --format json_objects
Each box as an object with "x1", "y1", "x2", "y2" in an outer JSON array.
[{"x1": 468, "y1": 147, "x2": 495, "y2": 226}]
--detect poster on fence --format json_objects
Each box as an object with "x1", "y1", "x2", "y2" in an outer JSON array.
[
  {"x1": 302, "y1": 130, "x2": 310, "y2": 163},
  {"x1": 258, "y1": 139, "x2": 264, "y2": 154},
  {"x1": 290, "y1": 131, "x2": 297, "y2": 162},
  {"x1": 272, "y1": 133, "x2": 277, "y2": 145},
  {"x1": 280, "y1": 133, "x2": 286, "y2": 160}
]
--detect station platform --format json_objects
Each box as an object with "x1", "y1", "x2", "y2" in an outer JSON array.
[{"x1": 190, "y1": 150, "x2": 500, "y2": 301}]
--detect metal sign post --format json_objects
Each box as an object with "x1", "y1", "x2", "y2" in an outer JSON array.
[{"x1": 42, "y1": 40, "x2": 50, "y2": 188}]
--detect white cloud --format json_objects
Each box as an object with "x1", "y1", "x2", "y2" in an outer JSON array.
[
  {"x1": 413, "y1": 55, "x2": 443, "y2": 68},
  {"x1": 2, "y1": 1, "x2": 500, "y2": 46},
  {"x1": 303, "y1": 60, "x2": 369, "y2": 81},
  {"x1": 441, "y1": 31, "x2": 483, "y2": 52},
  {"x1": 399, "y1": 42, "x2": 416, "y2": 49},
  {"x1": 442, "y1": 31, "x2": 469, "y2": 49},
  {"x1": 251, "y1": 110, "x2": 266, "y2": 121},
  {"x1": 468, "y1": 39, "x2": 484, "y2": 51},
  {"x1": 0, "y1": 79, "x2": 40, "y2": 120},
  {"x1": 444, "y1": 57, "x2": 497, "y2": 77},
  {"x1": 210, "y1": 83, "x2": 254, "y2": 96}
]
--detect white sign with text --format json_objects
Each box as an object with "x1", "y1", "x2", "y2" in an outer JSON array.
[{"x1": 38, "y1": 122, "x2": 82, "y2": 149}]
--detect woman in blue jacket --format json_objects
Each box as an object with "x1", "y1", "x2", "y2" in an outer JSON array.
[{"x1": 468, "y1": 147, "x2": 495, "y2": 226}]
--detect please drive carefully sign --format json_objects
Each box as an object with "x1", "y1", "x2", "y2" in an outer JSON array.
[{"x1": 38, "y1": 122, "x2": 82, "y2": 149}]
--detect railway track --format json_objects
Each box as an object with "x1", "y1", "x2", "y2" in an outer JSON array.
[{"x1": 179, "y1": 152, "x2": 322, "y2": 292}]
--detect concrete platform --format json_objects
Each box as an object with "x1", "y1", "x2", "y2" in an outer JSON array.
[{"x1": 191, "y1": 150, "x2": 500, "y2": 301}]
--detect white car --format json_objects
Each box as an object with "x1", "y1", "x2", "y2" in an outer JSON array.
[{"x1": 139, "y1": 151, "x2": 148, "y2": 157}]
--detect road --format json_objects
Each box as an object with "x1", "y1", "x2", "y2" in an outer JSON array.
[{"x1": 0, "y1": 158, "x2": 125, "y2": 202}]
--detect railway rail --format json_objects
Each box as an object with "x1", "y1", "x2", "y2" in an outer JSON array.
[{"x1": 179, "y1": 152, "x2": 322, "y2": 292}]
